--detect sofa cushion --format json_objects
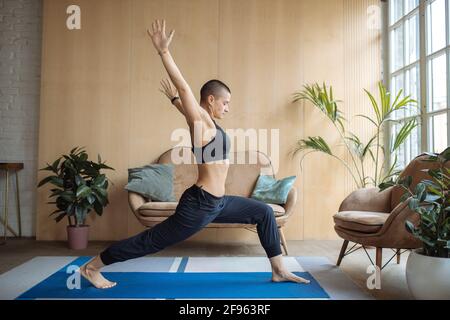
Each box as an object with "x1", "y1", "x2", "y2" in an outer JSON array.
[
  {"x1": 268, "y1": 203, "x2": 285, "y2": 217},
  {"x1": 139, "y1": 202, "x2": 179, "y2": 217},
  {"x1": 250, "y1": 174, "x2": 296, "y2": 204},
  {"x1": 125, "y1": 164, "x2": 176, "y2": 202},
  {"x1": 138, "y1": 201, "x2": 286, "y2": 218},
  {"x1": 333, "y1": 211, "x2": 390, "y2": 233}
]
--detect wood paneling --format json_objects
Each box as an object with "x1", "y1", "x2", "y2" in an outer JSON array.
[
  {"x1": 38, "y1": 0, "x2": 132, "y2": 240},
  {"x1": 37, "y1": 0, "x2": 381, "y2": 241}
]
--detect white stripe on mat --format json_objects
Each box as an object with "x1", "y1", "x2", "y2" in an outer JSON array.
[
  {"x1": 183, "y1": 257, "x2": 304, "y2": 272},
  {"x1": 101, "y1": 257, "x2": 175, "y2": 272},
  {"x1": 0, "y1": 256, "x2": 77, "y2": 300}
]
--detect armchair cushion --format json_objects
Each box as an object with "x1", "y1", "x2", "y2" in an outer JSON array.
[{"x1": 333, "y1": 211, "x2": 390, "y2": 233}]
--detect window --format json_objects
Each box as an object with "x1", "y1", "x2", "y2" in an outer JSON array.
[{"x1": 386, "y1": 0, "x2": 450, "y2": 169}]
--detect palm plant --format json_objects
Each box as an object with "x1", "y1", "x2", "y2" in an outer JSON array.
[{"x1": 291, "y1": 81, "x2": 417, "y2": 189}]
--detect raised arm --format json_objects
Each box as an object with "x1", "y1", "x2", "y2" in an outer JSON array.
[{"x1": 147, "y1": 19, "x2": 201, "y2": 124}]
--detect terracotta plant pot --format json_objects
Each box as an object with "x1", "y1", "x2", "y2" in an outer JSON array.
[{"x1": 67, "y1": 225, "x2": 89, "y2": 250}]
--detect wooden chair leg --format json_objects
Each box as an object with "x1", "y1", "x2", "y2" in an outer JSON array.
[
  {"x1": 336, "y1": 240, "x2": 349, "y2": 266},
  {"x1": 278, "y1": 228, "x2": 289, "y2": 256},
  {"x1": 2, "y1": 170, "x2": 9, "y2": 244},
  {"x1": 376, "y1": 247, "x2": 383, "y2": 270},
  {"x1": 15, "y1": 170, "x2": 22, "y2": 237},
  {"x1": 396, "y1": 249, "x2": 401, "y2": 264}
]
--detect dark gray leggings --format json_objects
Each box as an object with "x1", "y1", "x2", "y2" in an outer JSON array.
[{"x1": 100, "y1": 184, "x2": 282, "y2": 265}]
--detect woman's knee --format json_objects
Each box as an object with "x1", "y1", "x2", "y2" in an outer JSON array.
[
  {"x1": 266, "y1": 203, "x2": 273, "y2": 213},
  {"x1": 259, "y1": 204, "x2": 275, "y2": 221}
]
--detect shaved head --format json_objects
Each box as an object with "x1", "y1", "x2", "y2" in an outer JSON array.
[{"x1": 200, "y1": 79, "x2": 231, "y2": 104}]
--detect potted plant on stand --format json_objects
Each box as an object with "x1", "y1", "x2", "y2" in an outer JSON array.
[
  {"x1": 38, "y1": 146, "x2": 114, "y2": 250},
  {"x1": 387, "y1": 147, "x2": 449, "y2": 299}
]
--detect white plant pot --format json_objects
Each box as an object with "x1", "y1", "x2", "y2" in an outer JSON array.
[{"x1": 406, "y1": 249, "x2": 450, "y2": 300}]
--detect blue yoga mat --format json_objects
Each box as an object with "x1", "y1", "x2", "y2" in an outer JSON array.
[{"x1": 17, "y1": 257, "x2": 329, "y2": 299}]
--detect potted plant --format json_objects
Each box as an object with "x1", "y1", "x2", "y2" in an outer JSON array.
[
  {"x1": 38, "y1": 146, "x2": 114, "y2": 250},
  {"x1": 386, "y1": 147, "x2": 449, "y2": 299}
]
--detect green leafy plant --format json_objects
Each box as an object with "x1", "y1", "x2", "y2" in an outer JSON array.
[
  {"x1": 37, "y1": 146, "x2": 115, "y2": 226},
  {"x1": 382, "y1": 147, "x2": 450, "y2": 258},
  {"x1": 291, "y1": 81, "x2": 417, "y2": 188}
]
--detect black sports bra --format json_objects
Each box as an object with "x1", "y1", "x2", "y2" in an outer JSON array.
[{"x1": 191, "y1": 119, "x2": 231, "y2": 163}]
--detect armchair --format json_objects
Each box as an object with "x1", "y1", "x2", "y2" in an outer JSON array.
[{"x1": 332, "y1": 153, "x2": 445, "y2": 271}]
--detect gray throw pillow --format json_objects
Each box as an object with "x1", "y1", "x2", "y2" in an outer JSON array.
[{"x1": 125, "y1": 164, "x2": 176, "y2": 202}]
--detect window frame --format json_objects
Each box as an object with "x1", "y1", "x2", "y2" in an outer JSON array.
[{"x1": 383, "y1": 0, "x2": 450, "y2": 170}]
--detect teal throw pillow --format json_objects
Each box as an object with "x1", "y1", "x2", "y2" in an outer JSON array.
[
  {"x1": 125, "y1": 164, "x2": 176, "y2": 202},
  {"x1": 250, "y1": 174, "x2": 296, "y2": 204}
]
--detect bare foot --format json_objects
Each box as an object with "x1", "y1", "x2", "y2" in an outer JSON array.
[
  {"x1": 272, "y1": 270, "x2": 310, "y2": 284},
  {"x1": 80, "y1": 264, "x2": 117, "y2": 289}
]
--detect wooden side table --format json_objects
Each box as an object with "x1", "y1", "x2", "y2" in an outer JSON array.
[{"x1": 0, "y1": 162, "x2": 23, "y2": 245}]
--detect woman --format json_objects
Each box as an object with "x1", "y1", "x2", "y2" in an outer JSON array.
[{"x1": 80, "y1": 19, "x2": 310, "y2": 289}]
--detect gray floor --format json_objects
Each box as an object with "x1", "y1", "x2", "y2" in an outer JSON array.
[{"x1": 0, "y1": 238, "x2": 413, "y2": 300}]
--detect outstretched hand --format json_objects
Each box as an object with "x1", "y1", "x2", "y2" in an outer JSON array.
[
  {"x1": 147, "y1": 19, "x2": 174, "y2": 54},
  {"x1": 159, "y1": 78, "x2": 178, "y2": 100}
]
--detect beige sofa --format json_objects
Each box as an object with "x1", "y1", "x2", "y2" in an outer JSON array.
[{"x1": 128, "y1": 146, "x2": 297, "y2": 255}]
